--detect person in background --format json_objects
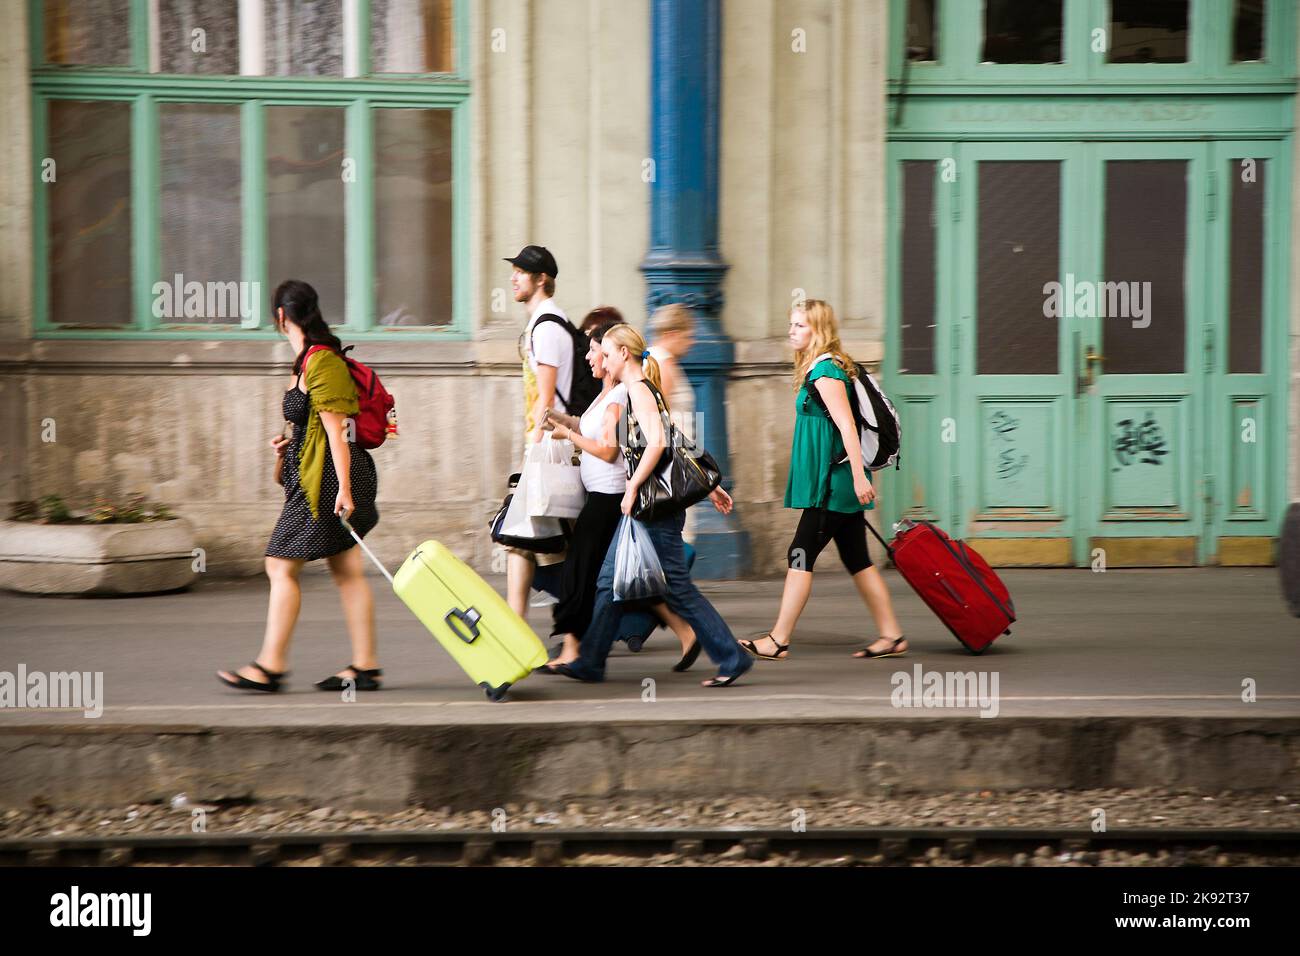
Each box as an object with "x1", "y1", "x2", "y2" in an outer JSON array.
[
  {"x1": 218, "y1": 280, "x2": 382, "y2": 693},
  {"x1": 581, "y1": 305, "x2": 625, "y2": 336},
  {"x1": 504, "y1": 244, "x2": 572, "y2": 617},
  {"x1": 741, "y1": 299, "x2": 905, "y2": 663},
  {"x1": 646, "y1": 303, "x2": 697, "y2": 444},
  {"x1": 538, "y1": 316, "x2": 700, "y2": 673},
  {"x1": 646, "y1": 304, "x2": 700, "y2": 547}
]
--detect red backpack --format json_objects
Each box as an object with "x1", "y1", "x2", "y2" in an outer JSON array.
[{"x1": 303, "y1": 345, "x2": 395, "y2": 449}]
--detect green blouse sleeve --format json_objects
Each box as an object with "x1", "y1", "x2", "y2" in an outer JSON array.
[
  {"x1": 807, "y1": 358, "x2": 850, "y2": 384},
  {"x1": 297, "y1": 351, "x2": 359, "y2": 520}
]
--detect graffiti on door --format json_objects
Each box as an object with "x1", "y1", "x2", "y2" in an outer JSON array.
[
  {"x1": 990, "y1": 410, "x2": 1029, "y2": 480},
  {"x1": 1112, "y1": 411, "x2": 1169, "y2": 471}
]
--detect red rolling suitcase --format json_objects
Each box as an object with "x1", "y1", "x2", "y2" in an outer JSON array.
[{"x1": 867, "y1": 518, "x2": 1016, "y2": 654}]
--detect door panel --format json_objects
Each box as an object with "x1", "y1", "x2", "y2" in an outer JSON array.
[
  {"x1": 1085, "y1": 143, "x2": 1206, "y2": 565},
  {"x1": 975, "y1": 161, "x2": 1061, "y2": 375},
  {"x1": 958, "y1": 143, "x2": 1077, "y2": 560},
  {"x1": 886, "y1": 145, "x2": 956, "y2": 529},
  {"x1": 1100, "y1": 160, "x2": 1188, "y2": 374},
  {"x1": 1208, "y1": 139, "x2": 1288, "y2": 565}
]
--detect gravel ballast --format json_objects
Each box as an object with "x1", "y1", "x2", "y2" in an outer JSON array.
[{"x1": 3, "y1": 789, "x2": 1298, "y2": 866}]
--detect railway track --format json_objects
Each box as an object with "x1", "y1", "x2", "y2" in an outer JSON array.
[{"x1": 3, "y1": 827, "x2": 1298, "y2": 866}]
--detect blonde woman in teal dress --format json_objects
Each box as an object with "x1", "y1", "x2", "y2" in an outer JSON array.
[{"x1": 740, "y1": 299, "x2": 905, "y2": 662}]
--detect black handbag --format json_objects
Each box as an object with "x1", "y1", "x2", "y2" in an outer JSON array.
[
  {"x1": 488, "y1": 473, "x2": 568, "y2": 554},
  {"x1": 623, "y1": 381, "x2": 723, "y2": 522}
]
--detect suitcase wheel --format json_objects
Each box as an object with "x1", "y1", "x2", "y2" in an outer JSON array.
[
  {"x1": 482, "y1": 682, "x2": 511, "y2": 703},
  {"x1": 1003, "y1": 629, "x2": 1012, "y2": 636}
]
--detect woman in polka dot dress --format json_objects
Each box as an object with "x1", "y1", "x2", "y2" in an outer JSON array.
[{"x1": 217, "y1": 280, "x2": 382, "y2": 694}]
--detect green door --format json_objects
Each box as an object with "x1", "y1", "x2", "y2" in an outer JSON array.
[
  {"x1": 1203, "y1": 139, "x2": 1289, "y2": 566},
  {"x1": 1080, "y1": 142, "x2": 1209, "y2": 567},
  {"x1": 956, "y1": 141, "x2": 1082, "y2": 566},
  {"x1": 884, "y1": 138, "x2": 1289, "y2": 566}
]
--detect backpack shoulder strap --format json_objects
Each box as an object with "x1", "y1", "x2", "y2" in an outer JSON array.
[
  {"x1": 529, "y1": 313, "x2": 569, "y2": 349},
  {"x1": 530, "y1": 313, "x2": 576, "y2": 409},
  {"x1": 298, "y1": 344, "x2": 334, "y2": 383},
  {"x1": 803, "y1": 352, "x2": 835, "y2": 380},
  {"x1": 802, "y1": 353, "x2": 839, "y2": 415}
]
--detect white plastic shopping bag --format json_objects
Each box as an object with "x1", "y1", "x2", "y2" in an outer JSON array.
[
  {"x1": 501, "y1": 460, "x2": 565, "y2": 541},
  {"x1": 612, "y1": 516, "x2": 669, "y2": 603},
  {"x1": 525, "y1": 436, "x2": 586, "y2": 519}
]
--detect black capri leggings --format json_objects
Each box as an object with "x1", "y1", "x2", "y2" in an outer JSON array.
[{"x1": 787, "y1": 507, "x2": 873, "y2": 575}]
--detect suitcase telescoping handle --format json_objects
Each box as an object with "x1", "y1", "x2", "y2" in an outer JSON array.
[
  {"x1": 339, "y1": 516, "x2": 395, "y2": 586},
  {"x1": 340, "y1": 516, "x2": 483, "y2": 645},
  {"x1": 864, "y1": 516, "x2": 896, "y2": 558}
]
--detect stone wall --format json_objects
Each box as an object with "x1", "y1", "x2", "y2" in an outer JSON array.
[{"x1": 0, "y1": 0, "x2": 890, "y2": 578}]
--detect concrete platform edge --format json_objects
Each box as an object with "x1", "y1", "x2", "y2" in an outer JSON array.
[{"x1": 2, "y1": 717, "x2": 1296, "y2": 811}]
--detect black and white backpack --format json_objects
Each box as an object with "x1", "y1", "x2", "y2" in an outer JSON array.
[{"x1": 804, "y1": 352, "x2": 902, "y2": 471}]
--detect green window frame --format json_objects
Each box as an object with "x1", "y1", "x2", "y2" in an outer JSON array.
[
  {"x1": 890, "y1": 0, "x2": 1297, "y2": 88},
  {"x1": 30, "y1": 0, "x2": 471, "y2": 340}
]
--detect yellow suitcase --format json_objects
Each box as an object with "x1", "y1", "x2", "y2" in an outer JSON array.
[{"x1": 345, "y1": 523, "x2": 548, "y2": 702}]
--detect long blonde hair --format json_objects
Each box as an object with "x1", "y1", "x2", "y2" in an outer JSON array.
[
  {"x1": 603, "y1": 323, "x2": 667, "y2": 411},
  {"x1": 791, "y1": 299, "x2": 856, "y2": 390}
]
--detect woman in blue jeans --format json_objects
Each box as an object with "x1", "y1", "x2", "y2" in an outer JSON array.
[{"x1": 553, "y1": 324, "x2": 753, "y2": 688}]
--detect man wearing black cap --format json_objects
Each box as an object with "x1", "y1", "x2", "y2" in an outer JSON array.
[
  {"x1": 504, "y1": 244, "x2": 571, "y2": 443},
  {"x1": 502, "y1": 244, "x2": 572, "y2": 617}
]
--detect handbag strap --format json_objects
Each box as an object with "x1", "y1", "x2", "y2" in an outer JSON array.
[{"x1": 624, "y1": 379, "x2": 674, "y2": 452}]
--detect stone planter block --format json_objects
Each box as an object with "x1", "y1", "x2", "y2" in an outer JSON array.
[{"x1": 0, "y1": 519, "x2": 198, "y2": 595}]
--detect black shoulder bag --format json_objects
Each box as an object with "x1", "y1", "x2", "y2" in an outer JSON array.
[{"x1": 623, "y1": 380, "x2": 722, "y2": 522}]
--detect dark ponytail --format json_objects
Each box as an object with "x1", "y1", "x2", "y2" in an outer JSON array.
[{"x1": 273, "y1": 279, "x2": 343, "y2": 373}]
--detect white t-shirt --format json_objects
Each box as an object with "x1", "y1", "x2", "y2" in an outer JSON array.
[
  {"x1": 526, "y1": 298, "x2": 574, "y2": 412},
  {"x1": 578, "y1": 384, "x2": 628, "y2": 494}
]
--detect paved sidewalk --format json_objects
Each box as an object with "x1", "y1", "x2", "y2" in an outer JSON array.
[{"x1": 2, "y1": 567, "x2": 1297, "y2": 726}]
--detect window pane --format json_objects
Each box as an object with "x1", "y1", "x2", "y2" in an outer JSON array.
[
  {"x1": 159, "y1": 104, "x2": 243, "y2": 325},
  {"x1": 982, "y1": 0, "x2": 1062, "y2": 64},
  {"x1": 374, "y1": 109, "x2": 453, "y2": 327},
  {"x1": 372, "y1": 0, "x2": 455, "y2": 73},
  {"x1": 48, "y1": 100, "x2": 132, "y2": 327},
  {"x1": 265, "y1": 0, "x2": 343, "y2": 76},
  {"x1": 1228, "y1": 160, "x2": 1265, "y2": 374},
  {"x1": 1103, "y1": 161, "x2": 1187, "y2": 374},
  {"x1": 906, "y1": 0, "x2": 937, "y2": 62},
  {"x1": 266, "y1": 107, "x2": 347, "y2": 325},
  {"x1": 899, "y1": 161, "x2": 936, "y2": 375},
  {"x1": 43, "y1": 0, "x2": 132, "y2": 66},
  {"x1": 1232, "y1": 0, "x2": 1265, "y2": 62},
  {"x1": 158, "y1": 0, "x2": 240, "y2": 74},
  {"x1": 976, "y1": 162, "x2": 1060, "y2": 375},
  {"x1": 1109, "y1": 0, "x2": 1189, "y2": 64}
]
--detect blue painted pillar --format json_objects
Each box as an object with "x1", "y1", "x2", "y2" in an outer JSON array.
[{"x1": 642, "y1": 0, "x2": 750, "y2": 578}]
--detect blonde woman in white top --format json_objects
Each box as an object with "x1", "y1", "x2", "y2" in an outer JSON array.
[{"x1": 538, "y1": 317, "x2": 701, "y2": 672}]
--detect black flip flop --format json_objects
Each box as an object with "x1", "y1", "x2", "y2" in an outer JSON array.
[
  {"x1": 700, "y1": 672, "x2": 743, "y2": 688},
  {"x1": 854, "y1": 636, "x2": 907, "y2": 659},
  {"x1": 217, "y1": 661, "x2": 286, "y2": 693},
  {"x1": 672, "y1": 640, "x2": 702, "y2": 672},
  {"x1": 315, "y1": 665, "x2": 383, "y2": 691}
]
